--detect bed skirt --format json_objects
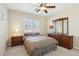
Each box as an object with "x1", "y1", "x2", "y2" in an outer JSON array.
[{"x1": 25, "y1": 43, "x2": 57, "y2": 56}]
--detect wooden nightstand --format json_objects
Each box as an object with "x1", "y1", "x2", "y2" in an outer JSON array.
[{"x1": 11, "y1": 36, "x2": 23, "y2": 47}]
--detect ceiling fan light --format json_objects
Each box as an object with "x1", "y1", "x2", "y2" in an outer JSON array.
[{"x1": 40, "y1": 6, "x2": 47, "y2": 11}]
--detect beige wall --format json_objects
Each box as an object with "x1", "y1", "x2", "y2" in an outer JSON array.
[
  {"x1": 8, "y1": 4, "x2": 79, "y2": 49},
  {"x1": 8, "y1": 10, "x2": 48, "y2": 45},
  {"x1": 0, "y1": 4, "x2": 8, "y2": 55},
  {"x1": 48, "y1": 4, "x2": 79, "y2": 49}
]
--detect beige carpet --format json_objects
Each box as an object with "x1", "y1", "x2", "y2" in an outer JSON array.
[
  {"x1": 4, "y1": 45, "x2": 29, "y2": 56},
  {"x1": 3, "y1": 45, "x2": 79, "y2": 56}
]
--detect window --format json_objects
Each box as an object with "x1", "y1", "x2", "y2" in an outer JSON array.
[{"x1": 24, "y1": 18, "x2": 39, "y2": 33}]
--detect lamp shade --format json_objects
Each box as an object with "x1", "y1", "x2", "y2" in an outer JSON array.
[{"x1": 49, "y1": 24, "x2": 53, "y2": 28}]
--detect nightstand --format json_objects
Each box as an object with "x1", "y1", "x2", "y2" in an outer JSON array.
[{"x1": 11, "y1": 36, "x2": 23, "y2": 47}]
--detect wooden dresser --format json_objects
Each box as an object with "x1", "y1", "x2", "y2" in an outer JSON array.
[
  {"x1": 11, "y1": 36, "x2": 23, "y2": 47},
  {"x1": 48, "y1": 34, "x2": 73, "y2": 49}
]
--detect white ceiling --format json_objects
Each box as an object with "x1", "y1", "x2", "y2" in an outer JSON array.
[{"x1": 6, "y1": 3, "x2": 77, "y2": 16}]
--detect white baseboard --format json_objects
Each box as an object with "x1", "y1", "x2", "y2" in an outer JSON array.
[{"x1": 73, "y1": 47, "x2": 79, "y2": 50}]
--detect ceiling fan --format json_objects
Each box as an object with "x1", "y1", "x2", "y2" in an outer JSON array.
[{"x1": 34, "y1": 3, "x2": 56, "y2": 13}]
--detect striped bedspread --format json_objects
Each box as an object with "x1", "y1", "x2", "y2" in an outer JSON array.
[{"x1": 24, "y1": 36, "x2": 58, "y2": 56}]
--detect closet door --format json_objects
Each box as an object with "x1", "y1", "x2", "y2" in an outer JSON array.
[
  {"x1": 0, "y1": 17, "x2": 6, "y2": 55},
  {"x1": 0, "y1": 4, "x2": 8, "y2": 55}
]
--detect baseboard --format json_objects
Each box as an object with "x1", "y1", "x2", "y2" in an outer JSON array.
[
  {"x1": 73, "y1": 47, "x2": 79, "y2": 50},
  {"x1": 2, "y1": 41, "x2": 8, "y2": 56}
]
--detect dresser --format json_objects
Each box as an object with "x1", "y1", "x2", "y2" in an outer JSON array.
[
  {"x1": 48, "y1": 34, "x2": 73, "y2": 49},
  {"x1": 11, "y1": 36, "x2": 23, "y2": 46}
]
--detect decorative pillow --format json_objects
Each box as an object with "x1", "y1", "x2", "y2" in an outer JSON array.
[{"x1": 24, "y1": 32, "x2": 40, "y2": 36}]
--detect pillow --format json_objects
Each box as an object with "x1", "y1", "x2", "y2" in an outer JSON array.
[{"x1": 24, "y1": 32, "x2": 40, "y2": 36}]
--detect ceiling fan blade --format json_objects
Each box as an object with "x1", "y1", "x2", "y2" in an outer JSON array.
[
  {"x1": 42, "y1": 3, "x2": 46, "y2": 6},
  {"x1": 46, "y1": 6, "x2": 56, "y2": 8},
  {"x1": 44, "y1": 10, "x2": 48, "y2": 13},
  {"x1": 36, "y1": 9, "x2": 40, "y2": 12},
  {"x1": 35, "y1": 8, "x2": 37, "y2": 10},
  {"x1": 40, "y1": 3, "x2": 43, "y2": 7}
]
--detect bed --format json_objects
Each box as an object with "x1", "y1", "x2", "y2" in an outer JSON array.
[{"x1": 24, "y1": 35, "x2": 58, "y2": 56}]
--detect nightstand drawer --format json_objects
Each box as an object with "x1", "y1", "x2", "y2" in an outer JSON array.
[
  {"x1": 12, "y1": 41, "x2": 22, "y2": 46},
  {"x1": 12, "y1": 37, "x2": 22, "y2": 42}
]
